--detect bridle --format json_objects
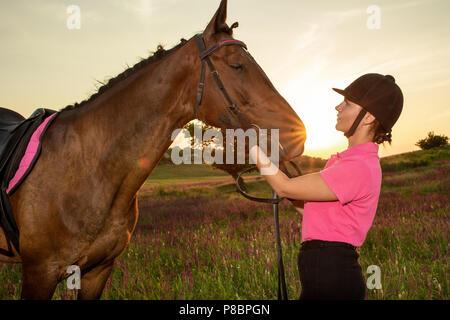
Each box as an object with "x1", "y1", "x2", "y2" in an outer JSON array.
[
  {"x1": 192, "y1": 32, "x2": 304, "y2": 300},
  {"x1": 193, "y1": 33, "x2": 252, "y2": 129},
  {"x1": 192, "y1": 32, "x2": 303, "y2": 184}
]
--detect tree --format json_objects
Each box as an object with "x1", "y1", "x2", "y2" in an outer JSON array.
[{"x1": 415, "y1": 131, "x2": 449, "y2": 150}]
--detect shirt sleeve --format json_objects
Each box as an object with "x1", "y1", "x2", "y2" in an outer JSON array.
[{"x1": 319, "y1": 159, "x2": 370, "y2": 205}]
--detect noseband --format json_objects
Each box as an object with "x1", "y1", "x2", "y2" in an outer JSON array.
[{"x1": 193, "y1": 33, "x2": 252, "y2": 129}]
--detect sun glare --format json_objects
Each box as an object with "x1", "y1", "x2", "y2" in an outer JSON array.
[
  {"x1": 281, "y1": 78, "x2": 346, "y2": 158},
  {"x1": 169, "y1": 76, "x2": 348, "y2": 159},
  {"x1": 169, "y1": 85, "x2": 346, "y2": 159}
]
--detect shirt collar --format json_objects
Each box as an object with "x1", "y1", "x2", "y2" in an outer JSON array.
[{"x1": 335, "y1": 142, "x2": 379, "y2": 159}]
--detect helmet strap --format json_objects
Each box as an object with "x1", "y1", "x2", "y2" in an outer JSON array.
[{"x1": 344, "y1": 109, "x2": 367, "y2": 138}]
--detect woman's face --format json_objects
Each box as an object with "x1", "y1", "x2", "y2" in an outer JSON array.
[{"x1": 334, "y1": 98, "x2": 364, "y2": 133}]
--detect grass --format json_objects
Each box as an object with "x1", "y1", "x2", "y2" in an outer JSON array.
[
  {"x1": 380, "y1": 145, "x2": 450, "y2": 172},
  {"x1": 0, "y1": 146, "x2": 448, "y2": 300}
]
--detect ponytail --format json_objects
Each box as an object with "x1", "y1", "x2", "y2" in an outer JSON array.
[{"x1": 371, "y1": 119, "x2": 392, "y2": 146}]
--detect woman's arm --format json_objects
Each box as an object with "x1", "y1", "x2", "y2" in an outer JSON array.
[{"x1": 249, "y1": 145, "x2": 338, "y2": 202}]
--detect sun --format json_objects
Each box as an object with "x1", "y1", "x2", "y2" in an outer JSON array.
[{"x1": 281, "y1": 78, "x2": 346, "y2": 158}]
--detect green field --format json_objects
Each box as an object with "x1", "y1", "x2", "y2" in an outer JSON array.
[{"x1": 0, "y1": 146, "x2": 448, "y2": 299}]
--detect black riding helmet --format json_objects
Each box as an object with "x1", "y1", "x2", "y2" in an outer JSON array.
[{"x1": 332, "y1": 73, "x2": 404, "y2": 138}]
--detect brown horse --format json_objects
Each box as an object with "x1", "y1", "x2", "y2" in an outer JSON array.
[{"x1": 0, "y1": 0, "x2": 306, "y2": 299}]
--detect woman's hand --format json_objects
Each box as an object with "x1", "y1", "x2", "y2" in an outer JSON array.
[
  {"x1": 250, "y1": 123, "x2": 286, "y2": 162},
  {"x1": 250, "y1": 124, "x2": 269, "y2": 150},
  {"x1": 249, "y1": 145, "x2": 270, "y2": 168}
]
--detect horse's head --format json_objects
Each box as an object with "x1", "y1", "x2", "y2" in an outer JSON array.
[{"x1": 191, "y1": 0, "x2": 306, "y2": 163}]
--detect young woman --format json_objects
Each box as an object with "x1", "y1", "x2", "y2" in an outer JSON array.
[{"x1": 249, "y1": 73, "x2": 403, "y2": 300}]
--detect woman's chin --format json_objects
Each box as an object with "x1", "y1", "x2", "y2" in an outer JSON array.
[{"x1": 335, "y1": 121, "x2": 347, "y2": 133}]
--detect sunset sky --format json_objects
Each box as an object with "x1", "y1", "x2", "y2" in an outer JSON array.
[{"x1": 1, "y1": 0, "x2": 449, "y2": 159}]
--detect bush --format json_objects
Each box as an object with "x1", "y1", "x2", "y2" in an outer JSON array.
[{"x1": 415, "y1": 132, "x2": 448, "y2": 150}]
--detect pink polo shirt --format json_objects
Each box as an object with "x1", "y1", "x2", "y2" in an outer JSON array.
[{"x1": 302, "y1": 142, "x2": 382, "y2": 247}]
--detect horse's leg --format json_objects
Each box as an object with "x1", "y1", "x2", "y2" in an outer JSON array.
[
  {"x1": 78, "y1": 196, "x2": 138, "y2": 300},
  {"x1": 77, "y1": 259, "x2": 115, "y2": 300},
  {"x1": 21, "y1": 263, "x2": 59, "y2": 300}
]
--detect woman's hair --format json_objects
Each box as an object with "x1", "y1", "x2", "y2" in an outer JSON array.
[{"x1": 370, "y1": 118, "x2": 392, "y2": 146}]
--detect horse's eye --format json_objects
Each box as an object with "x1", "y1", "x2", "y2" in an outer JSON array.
[{"x1": 229, "y1": 63, "x2": 243, "y2": 70}]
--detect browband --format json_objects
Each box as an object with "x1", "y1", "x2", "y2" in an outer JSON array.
[{"x1": 199, "y1": 38, "x2": 247, "y2": 60}]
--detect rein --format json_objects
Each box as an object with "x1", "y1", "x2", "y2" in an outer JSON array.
[{"x1": 236, "y1": 162, "x2": 302, "y2": 300}]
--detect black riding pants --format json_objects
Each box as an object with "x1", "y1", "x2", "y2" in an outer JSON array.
[{"x1": 297, "y1": 240, "x2": 367, "y2": 300}]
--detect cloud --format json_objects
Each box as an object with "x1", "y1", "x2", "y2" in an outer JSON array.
[
  {"x1": 292, "y1": 7, "x2": 364, "y2": 54},
  {"x1": 419, "y1": 79, "x2": 450, "y2": 92},
  {"x1": 295, "y1": 23, "x2": 319, "y2": 51},
  {"x1": 383, "y1": 0, "x2": 440, "y2": 11},
  {"x1": 113, "y1": 0, "x2": 153, "y2": 17},
  {"x1": 275, "y1": 8, "x2": 359, "y2": 79},
  {"x1": 321, "y1": 8, "x2": 364, "y2": 23}
]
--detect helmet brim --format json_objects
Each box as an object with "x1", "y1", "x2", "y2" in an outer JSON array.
[{"x1": 332, "y1": 88, "x2": 346, "y2": 96}]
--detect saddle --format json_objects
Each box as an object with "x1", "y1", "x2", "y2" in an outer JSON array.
[{"x1": 0, "y1": 107, "x2": 58, "y2": 255}]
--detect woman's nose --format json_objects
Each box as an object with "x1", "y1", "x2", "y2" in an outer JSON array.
[{"x1": 335, "y1": 101, "x2": 345, "y2": 112}]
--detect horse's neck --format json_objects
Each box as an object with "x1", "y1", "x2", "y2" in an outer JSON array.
[{"x1": 65, "y1": 42, "x2": 197, "y2": 196}]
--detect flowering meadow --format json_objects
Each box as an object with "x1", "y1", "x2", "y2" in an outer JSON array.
[{"x1": 0, "y1": 146, "x2": 448, "y2": 299}]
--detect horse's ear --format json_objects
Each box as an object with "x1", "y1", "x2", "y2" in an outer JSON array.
[{"x1": 204, "y1": 0, "x2": 230, "y2": 38}]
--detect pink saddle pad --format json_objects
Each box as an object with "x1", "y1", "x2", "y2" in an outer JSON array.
[{"x1": 6, "y1": 113, "x2": 58, "y2": 194}]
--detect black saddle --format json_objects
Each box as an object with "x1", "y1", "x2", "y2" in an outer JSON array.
[{"x1": 0, "y1": 107, "x2": 57, "y2": 255}]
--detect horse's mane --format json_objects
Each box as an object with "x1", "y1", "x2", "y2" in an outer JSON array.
[{"x1": 60, "y1": 37, "x2": 191, "y2": 112}]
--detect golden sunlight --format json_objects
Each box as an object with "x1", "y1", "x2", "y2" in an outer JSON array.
[{"x1": 281, "y1": 77, "x2": 345, "y2": 158}]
